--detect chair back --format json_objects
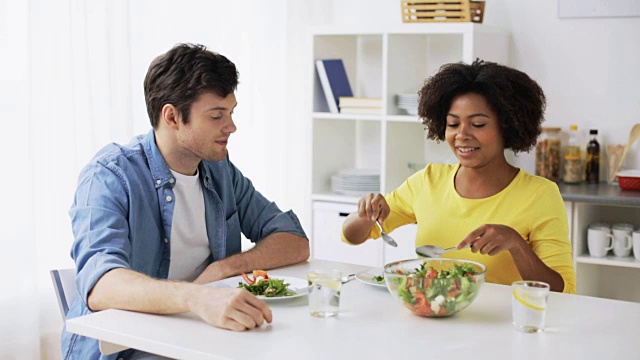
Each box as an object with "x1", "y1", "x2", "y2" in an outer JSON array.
[{"x1": 50, "y1": 268, "x2": 77, "y2": 320}]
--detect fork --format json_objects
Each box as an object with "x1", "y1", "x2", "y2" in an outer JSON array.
[{"x1": 375, "y1": 220, "x2": 398, "y2": 247}]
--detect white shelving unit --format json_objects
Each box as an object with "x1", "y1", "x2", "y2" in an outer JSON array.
[
  {"x1": 566, "y1": 197, "x2": 640, "y2": 302},
  {"x1": 309, "y1": 24, "x2": 509, "y2": 267}
]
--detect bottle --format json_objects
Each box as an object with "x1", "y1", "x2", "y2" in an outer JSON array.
[
  {"x1": 585, "y1": 129, "x2": 600, "y2": 184},
  {"x1": 535, "y1": 127, "x2": 562, "y2": 182},
  {"x1": 563, "y1": 125, "x2": 582, "y2": 184}
]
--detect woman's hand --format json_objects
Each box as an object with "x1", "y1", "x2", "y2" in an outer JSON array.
[
  {"x1": 357, "y1": 193, "x2": 390, "y2": 223},
  {"x1": 343, "y1": 193, "x2": 390, "y2": 245},
  {"x1": 457, "y1": 224, "x2": 527, "y2": 256},
  {"x1": 456, "y1": 224, "x2": 565, "y2": 292}
]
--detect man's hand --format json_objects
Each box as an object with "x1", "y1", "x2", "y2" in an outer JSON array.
[{"x1": 188, "y1": 287, "x2": 272, "y2": 331}]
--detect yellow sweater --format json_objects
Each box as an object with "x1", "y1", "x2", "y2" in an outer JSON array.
[{"x1": 349, "y1": 163, "x2": 576, "y2": 294}]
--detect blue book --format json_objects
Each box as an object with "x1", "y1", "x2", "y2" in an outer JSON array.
[{"x1": 315, "y1": 59, "x2": 353, "y2": 113}]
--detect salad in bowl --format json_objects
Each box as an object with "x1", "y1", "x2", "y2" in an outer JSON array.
[{"x1": 384, "y1": 258, "x2": 486, "y2": 317}]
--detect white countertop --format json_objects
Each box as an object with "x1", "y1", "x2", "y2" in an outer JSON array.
[{"x1": 66, "y1": 259, "x2": 640, "y2": 359}]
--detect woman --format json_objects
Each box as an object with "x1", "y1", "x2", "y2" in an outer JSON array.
[{"x1": 342, "y1": 60, "x2": 575, "y2": 293}]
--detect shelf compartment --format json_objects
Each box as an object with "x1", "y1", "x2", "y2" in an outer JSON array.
[
  {"x1": 575, "y1": 263, "x2": 640, "y2": 302},
  {"x1": 313, "y1": 34, "x2": 383, "y2": 113},
  {"x1": 384, "y1": 121, "x2": 456, "y2": 193},
  {"x1": 312, "y1": 118, "x2": 381, "y2": 195},
  {"x1": 572, "y1": 203, "x2": 640, "y2": 264},
  {"x1": 386, "y1": 33, "x2": 463, "y2": 116}
]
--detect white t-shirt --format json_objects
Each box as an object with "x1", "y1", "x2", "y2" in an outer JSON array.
[{"x1": 167, "y1": 169, "x2": 211, "y2": 281}]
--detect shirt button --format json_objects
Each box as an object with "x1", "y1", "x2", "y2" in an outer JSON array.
[
  {"x1": 169, "y1": 178, "x2": 175, "y2": 184},
  {"x1": 156, "y1": 179, "x2": 161, "y2": 185},
  {"x1": 164, "y1": 238, "x2": 168, "y2": 244},
  {"x1": 166, "y1": 195, "x2": 172, "y2": 202}
]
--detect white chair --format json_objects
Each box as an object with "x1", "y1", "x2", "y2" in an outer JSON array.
[{"x1": 50, "y1": 268, "x2": 77, "y2": 320}]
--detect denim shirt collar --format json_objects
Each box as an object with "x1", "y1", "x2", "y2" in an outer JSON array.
[{"x1": 143, "y1": 130, "x2": 175, "y2": 189}]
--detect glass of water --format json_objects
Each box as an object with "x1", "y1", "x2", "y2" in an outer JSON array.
[
  {"x1": 511, "y1": 280, "x2": 550, "y2": 333},
  {"x1": 307, "y1": 270, "x2": 342, "y2": 318}
]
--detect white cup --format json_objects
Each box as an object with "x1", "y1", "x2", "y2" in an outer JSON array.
[
  {"x1": 612, "y1": 223, "x2": 634, "y2": 231},
  {"x1": 633, "y1": 231, "x2": 640, "y2": 261},
  {"x1": 590, "y1": 222, "x2": 610, "y2": 230},
  {"x1": 612, "y1": 228, "x2": 633, "y2": 257},
  {"x1": 587, "y1": 227, "x2": 614, "y2": 258}
]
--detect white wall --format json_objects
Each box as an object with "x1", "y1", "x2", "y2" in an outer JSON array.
[{"x1": 0, "y1": 1, "x2": 39, "y2": 358}]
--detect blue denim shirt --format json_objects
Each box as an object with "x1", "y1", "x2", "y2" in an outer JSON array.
[{"x1": 62, "y1": 130, "x2": 307, "y2": 360}]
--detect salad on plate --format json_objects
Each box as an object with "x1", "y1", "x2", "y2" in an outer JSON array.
[{"x1": 237, "y1": 270, "x2": 297, "y2": 297}]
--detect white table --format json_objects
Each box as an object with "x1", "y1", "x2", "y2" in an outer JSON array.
[{"x1": 66, "y1": 259, "x2": 640, "y2": 359}]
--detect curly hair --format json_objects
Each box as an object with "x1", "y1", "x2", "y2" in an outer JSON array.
[
  {"x1": 418, "y1": 59, "x2": 546, "y2": 153},
  {"x1": 144, "y1": 43, "x2": 239, "y2": 128}
]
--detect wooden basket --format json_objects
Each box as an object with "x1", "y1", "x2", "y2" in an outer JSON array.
[{"x1": 401, "y1": 0, "x2": 485, "y2": 23}]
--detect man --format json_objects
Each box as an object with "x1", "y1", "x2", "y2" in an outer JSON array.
[{"x1": 62, "y1": 43, "x2": 309, "y2": 359}]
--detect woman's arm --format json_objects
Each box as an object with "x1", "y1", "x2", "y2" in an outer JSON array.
[
  {"x1": 342, "y1": 193, "x2": 389, "y2": 244},
  {"x1": 457, "y1": 224, "x2": 565, "y2": 292}
]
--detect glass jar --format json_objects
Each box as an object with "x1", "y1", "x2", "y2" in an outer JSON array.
[
  {"x1": 535, "y1": 127, "x2": 561, "y2": 182},
  {"x1": 563, "y1": 124, "x2": 582, "y2": 184}
]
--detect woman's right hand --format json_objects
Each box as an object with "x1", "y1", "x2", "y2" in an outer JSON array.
[
  {"x1": 342, "y1": 193, "x2": 390, "y2": 245},
  {"x1": 357, "y1": 193, "x2": 390, "y2": 223}
]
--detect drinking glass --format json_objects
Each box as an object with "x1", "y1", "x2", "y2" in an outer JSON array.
[
  {"x1": 307, "y1": 270, "x2": 342, "y2": 318},
  {"x1": 512, "y1": 280, "x2": 550, "y2": 333}
]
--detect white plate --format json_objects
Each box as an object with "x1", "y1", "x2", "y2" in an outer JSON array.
[
  {"x1": 355, "y1": 268, "x2": 387, "y2": 288},
  {"x1": 206, "y1": 275, "x2": 309, "y2": 300}
]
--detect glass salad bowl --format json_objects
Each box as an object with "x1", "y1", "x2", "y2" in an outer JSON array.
[{"x1": 384, "y1": 258, "x2": 486, "y2": 317}]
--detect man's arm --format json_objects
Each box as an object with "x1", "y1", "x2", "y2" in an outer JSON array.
[
  {"x1": 88, "y1": 268, "x2": 272, "y2": 331},
  {"x1": 193, "y1": 232, "x2": 309, "y2": 284}
]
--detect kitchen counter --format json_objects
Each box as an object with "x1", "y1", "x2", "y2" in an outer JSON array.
[{"x1": 558, "y1": 182, "x2": 640, "y2": 206}]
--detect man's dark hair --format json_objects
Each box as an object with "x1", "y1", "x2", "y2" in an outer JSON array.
[
  {"x1": 418, "y1": 59, "x2": 546, "y2": 154},
  {"x1": 144, "y1": 43, "x2": 239, "y2": 128}
]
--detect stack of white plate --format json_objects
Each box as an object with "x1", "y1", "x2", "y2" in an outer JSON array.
[
  {"x1": 396, "y1": 94, "x2": 419, "y2": 115},
  {"x1": 331, "y1": 169, "x2": 380, "y2": 196}
]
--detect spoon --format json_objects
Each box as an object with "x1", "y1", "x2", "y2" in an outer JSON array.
[
  {"x1": 415, "y1": 244, "x2": 471, "y2": 258},
  {"x1": 375, "y1": 220, "x2": 398, "y2": 247}
]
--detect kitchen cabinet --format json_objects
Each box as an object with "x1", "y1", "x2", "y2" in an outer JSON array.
[
  {"x1": 311, "y1": 199, "x2": 417, "y2": 267},
  {"x1": 560, "y1": 183, "x2": 640, "y2": 302},
  {"x1": 311, "y1": 200, "x2": 381, "y2": 267},
  {"x1": 309, "y1": 24, "x2": 509, "y2": 268}
]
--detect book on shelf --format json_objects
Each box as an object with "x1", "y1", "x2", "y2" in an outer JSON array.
[
  {"x1": 315, "y1": 59, "x2": 353, "y2": 113},
  {"x1": 339, "y1": 107, "x2": 383, "y2": 115},
  {"x1": 338, "y1": 97, "x2": 383, "y2": 108}
]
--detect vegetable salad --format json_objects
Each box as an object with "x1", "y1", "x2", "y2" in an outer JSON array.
[
  {"x1": 391, "y1": 261, "x2": 482, "y2": 317},
  {"x1": 237, "y1": 270, "x2": 296, "y2": 297}
]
